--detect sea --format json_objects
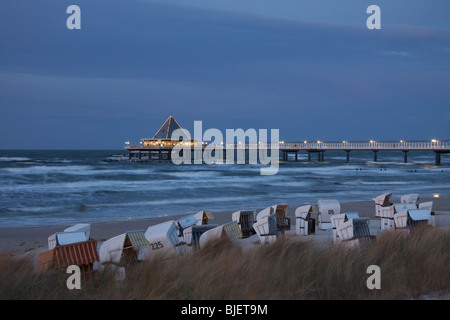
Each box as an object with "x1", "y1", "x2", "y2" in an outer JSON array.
[{"x1": 0, "y1": 149, "x2": 449, "y2": 228}]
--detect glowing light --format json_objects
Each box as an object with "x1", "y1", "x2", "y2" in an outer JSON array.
[{"x1": 433, "y1": 194, "x2": 440, "y2": 198}]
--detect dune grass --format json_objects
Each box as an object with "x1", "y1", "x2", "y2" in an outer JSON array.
[{"x1": 0, "y1": 226, "x2": 449, "y2": 300}]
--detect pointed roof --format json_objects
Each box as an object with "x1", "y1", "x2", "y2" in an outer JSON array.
[{"x1": 152, "y1": 115, "x2": 189, "y2": 140}]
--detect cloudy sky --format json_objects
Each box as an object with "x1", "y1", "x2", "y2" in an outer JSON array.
[{"x1": 1, "y1": 0, "x2": 449, "y2": 149}]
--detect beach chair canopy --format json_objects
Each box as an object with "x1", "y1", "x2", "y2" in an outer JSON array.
[
  {"x1": 222, "y1": 221, "x2": 243, "y2": 240},
  {"x1": 318, "y1": 199, "x2": 341, "y2": 223},
  {"x1": 195, "y1": 210, "x2": 214, "y2": 225},
  {"x1": 232, "y1": 210, "x2": 256, "y2": 237},
  {"x1": 177, "y1": 211, "x2": 214, "y2": 230},
  {"x1": 100, "y1": 233, "x2": 127, "y2": 264},
  {"x1": 145, "y1": 220, "x2": 184, "y2": 255},
  {"x1": 272, "y1": 205, "x2": 289, "y2": 229},
  {"x1": 253, "y1": 214, "x2": 279, "y2": 244},
  {"x1": 394, "y1": 209, "x2": 431, "y2": 229},
  {"x1": 100, "y1": 230, "x2": 150, "y2": 265},
  {"x1": 337, "y1": 218, "x2": 371, "y2": 244},
  {"x1": 331, "y1": 213, "x2": 347, "y2": 229},
  {"x1": 199, "y1": 225, "x2": 226, "y2": 248},
  {"x1": 38, "y1": 240, "x2": 99, "y2": 271},
  {"x1": 295, "y1": 205, "x2": 316, "y2": 220},
  {"x1": 256, "y1": 206, "x2": 274, "y2": 222},
  {"x1": 400, "y1": 194, "x2": 420, "y2": 206},
  {"x1": 373, "y1": 193, "x2": 392, "y2": 206},
  {"x1": 408, "y1": 209, "x2": 431, "y2": 222},
  {"x1": 48, "y1": 231, "x2": 89, "y2": 249},
  {"x1": 295, "y1": 205, "x2": 317, "y2": 235},
  {"x1": 199, "y1": 221, "x2": 243, "y2": 248},
  {"x1": 64, "y1": 223, "x2": 91, "y2": 240}
]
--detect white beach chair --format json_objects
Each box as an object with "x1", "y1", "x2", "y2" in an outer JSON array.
[
  {"x1": 379, "y1": 205, "x2": 395, "y2": 231},
  {"x1": 256, "y1": 204, "x2": 290, "y2": 233},
  {"x1": 100, "y1": 230, "x2": 150, "y2": 268},
  {"x1": 336, "y1": 217, "x2": 372, "y2": 247},
  {"x1": 330, "y1": 212, "x2": 361, "y2": 243},
  {"x1": 256, "y1": 206, "x2": 274, "y2": 222},
  {"x1": 253, "y1": 214, "x2": 279, "y2": 245},
  {"x1": 198, "y1": 221, "x2": 243, "y2": 248},
  {"x1": 400, "y1": 194, "x2": 420, "y2": 207},
  {"x1": 295, "y1": 204, "x2": 317, "y2": 236},
  {"x1": 373, "y1": 193, "x2": 392, "y2": 217},
  {"x1": 419, "y1": 201, "x2": 435, "y2": 226},
  {"x1": 394, "y1": 209, "x2": 433, "y2": 232},
  {"x1": 144, "y1": 220, "x2": 186, "y2": 257},
  {"x1": 183, "y1": 224, "x2": 218, "y2": 252},
  {"x1": 232, "y1": 210, "x2": 256, "y2": 238},
  {"x1": 317, "y1": 199, "x2": 340, "y2": 230}
]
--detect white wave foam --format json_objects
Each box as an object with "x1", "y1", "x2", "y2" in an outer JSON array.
[{"x1": 0, "y1": 157, "x2": 31, "y2": 162}]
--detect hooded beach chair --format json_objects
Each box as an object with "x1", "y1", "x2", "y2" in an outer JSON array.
[
  {"x1": 256, "y1": 204, "x2": 290, "y2": 234},
  {"x1": 37, "y1": 239, "x2": 99, "y2": 280},
  {"x1": 144, "y1": 220, "x2": 186, "y2": 257},
  {"x1": 232, "y1": 210, "x2": 256, "y2": 238},
  {"x1": 253, "y1": 214, "x2": 279, "y2": 245},
  {"x1": 373, "y1": 193, "x2": 392, "y2": 217},
  {"x1": 379, "y1": 205, "x2": 396, "y2": 231},
  {"x1": 176, "y1": 211, "x2": 214, "y2": 237},
  {"x1": 419, "y1": 201, "x2": 435, "y2": 226},
  {"x1": 331, "y1": 212, "x2": 362, "y2": 243},
  {"x1": 99, "y1": 230, "x2": 150, "y2": 267},
  {"x1": 183, "y1": 224, "x2": 218, "y2": 252},
  {"x1": 400, "y1": 194, "x2": 420, "y2": 207},
  {"x1": 393, "y1": 209, "x2": 433, "y2": 233},
  {"x1": 317, "y1": 199, "x2": 340, "y2": 230},
  {"x1": 198, "y1": 221, "x2": 243, "y2": 248},
  {"x1": 335, "y1": 217, "x2": 372, "y2": 247},
  {"x1": 295, "y1": 204, "x2": 318, "y2": 236}
]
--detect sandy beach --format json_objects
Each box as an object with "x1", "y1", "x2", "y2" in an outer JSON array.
[{"x1": 1, "y1": 196, "x2": 449, "y2": 257}]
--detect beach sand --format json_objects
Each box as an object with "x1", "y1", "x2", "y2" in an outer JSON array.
[{"x1": 1, "y1": 197, "x2": 449, "y2": 257}]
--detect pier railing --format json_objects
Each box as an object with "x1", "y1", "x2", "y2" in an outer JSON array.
[
  {"x1": 126, "y1": 140, "x2": 450, "y2": 151},
  {"x1": 280, "y1": 140, "x2": 450, "y2": 151}
]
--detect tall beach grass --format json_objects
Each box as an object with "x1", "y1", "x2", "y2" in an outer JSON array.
[{"x1": 0, "y1": 226, "x2": 449, "y2": 300}]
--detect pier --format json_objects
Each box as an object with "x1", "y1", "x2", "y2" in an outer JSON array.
[
  {"x1": 278, "y1": 140, "x2": 450, "y2": 165},
  {"x1": 123, "y1": 116, "x2": 449, "y2": 165},
  {"x1": 125, "y1": 140, "x2": 450, "y2": 165}
]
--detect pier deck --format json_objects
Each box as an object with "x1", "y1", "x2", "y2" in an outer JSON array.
[{"x1": 124, "y1": 140, "x2": 450, "y2": 165}]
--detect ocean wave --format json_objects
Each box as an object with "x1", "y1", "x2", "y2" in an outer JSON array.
[
  {"x1": 2, "y1": 165, "x2": 159, "y2": 176},
  {"x1": 338, "y1": 179, "x2": 418, "y2": 186},
  {"x1": 3, "y1": 165, "x2": 94, "y2": 175},
  {"x1": 0, "y1": 157, "x2": 32, "y2": 162}
]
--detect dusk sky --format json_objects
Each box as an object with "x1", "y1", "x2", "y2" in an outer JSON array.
[{"x1": 1, "y1": 0, "x2": 449, "y2": 149}]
